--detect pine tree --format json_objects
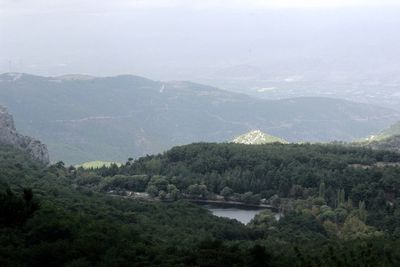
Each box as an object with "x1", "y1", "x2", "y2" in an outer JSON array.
[
  {"x1": 337, "y1": 188, "x2": 345, "y2": 207},
  {"x1": 319, "y1": 180, "x2": 326, "y2": 199},
  {"x1": 358, "y1": 200, "x2": 367, "y2": 222}
]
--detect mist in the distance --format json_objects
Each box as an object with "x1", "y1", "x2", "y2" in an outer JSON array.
[{"x1": 1, "y1": 0, "x2": 400, "y2": 106}]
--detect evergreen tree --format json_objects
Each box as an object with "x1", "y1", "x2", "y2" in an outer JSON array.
[
  {"x1": 358, "y1": 200, "x2": 367, "y2": 222},
  {"x1": 319, "y1": 180, "x2": 326, "y2": 199}
]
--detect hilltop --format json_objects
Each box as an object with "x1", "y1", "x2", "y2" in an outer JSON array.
[{"x1": 232, "y1": 130, "x2": 288, "y2": 144}]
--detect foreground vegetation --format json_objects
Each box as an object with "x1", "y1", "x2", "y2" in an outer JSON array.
[{"x1": 2, "y1": 143, "x2": 400, "y2": 266}]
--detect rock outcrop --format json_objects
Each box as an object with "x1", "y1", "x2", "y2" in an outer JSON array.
[
  {"x1": 0, "y1": 106, "x2": 49, "y2": 164},
  {"x1": 232, "y1": 130, "x2": 288, "y2": 145}
]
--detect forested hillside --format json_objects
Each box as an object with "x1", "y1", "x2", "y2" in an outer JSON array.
[
  {"x1": 356, "y1": 121, "x2": 400, "y2": 153},
  {"x1": 364, "y1": 135, "x2": 400, "y2": 153},
  {"x1": 94, "y1": 143, "x2": 400, "y2": 236},
  {"x1": 1, "y1": 73, "x2": 399, "y2": 164},
  {"x1": 0, "y1": 145, "x2": 251, "y2": 266},
  {"x1": 366, "y1": 122, "x2": 400, "y2": 142},
  {"x1": 2, "y1": 143, "x2": 400, "y2": 266}
]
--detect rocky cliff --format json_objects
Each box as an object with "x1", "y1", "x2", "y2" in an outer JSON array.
[{"x1": 0, "y1": 106, "x2": 49, "y2": 164}]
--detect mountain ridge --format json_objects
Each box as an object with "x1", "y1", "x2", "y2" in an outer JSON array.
[{"x1": 1, "y1": 72, "x2": 399, "y2": 164}]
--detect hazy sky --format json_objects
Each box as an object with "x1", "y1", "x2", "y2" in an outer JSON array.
[
  {"x1": 1, "y1": 0, "x2": 400, "y2": 81},
  {"x1": 1, "y1": 0, "x2": 400, "y2": 13}
]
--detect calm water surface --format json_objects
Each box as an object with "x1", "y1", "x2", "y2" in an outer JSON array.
[{"x1": 204, "y1": 205, "x2": 280, "y2": 224}]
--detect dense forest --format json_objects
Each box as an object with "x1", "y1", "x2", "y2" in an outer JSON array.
[
  {"x1": 93, "y1": 143, "x2": 400, "y2": 236},
  {"x1": 2, "y1": 143, "x2": 400, "y2": 266}
]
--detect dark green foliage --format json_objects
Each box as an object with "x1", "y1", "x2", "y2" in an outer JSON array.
[
  {"x1": 95, "y1": 143, "x2": 400, "y2": 237},
  {"x1": 101, "y1": 174, "x2": 149, "y2": 191},
  {"x1": 0, "y1": 145, "x2": 254, "y2": 266},
  {"x1": 0, "y1": 187, "x2": 39, "y2": 227},
  {"x1": 276, "y1": 212, "x2": 328, "y2": 242},
  {"x1": 119, "y1": 143, "x2": 400, "y2": 206},
  {"x1": 2, "y1": 143, "x2": 400, "y2": 266}
]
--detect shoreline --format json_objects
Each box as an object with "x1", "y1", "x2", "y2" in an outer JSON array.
[
  {"x1": 187, "y1": 198, "x2": 276, "y2": 210},
  {"x1": 107, "y1": 191, "x2": 278, "y2": 211}
]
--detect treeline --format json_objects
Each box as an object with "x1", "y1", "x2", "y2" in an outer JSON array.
[{"x1": 92, "y1": 143, "x2": 399, "y2": 202}]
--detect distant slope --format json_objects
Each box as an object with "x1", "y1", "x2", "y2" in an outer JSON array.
[
  {"x1": 232, "y1": 130, "x2": 288, "y2": 144},
  {"x1": 363, "y1": 135, "x2": 400, "y2": 153},
  {"x1": 357, "y1": 122, "x2": 400, "y2": 153},
  {"x1": 0, "y1": 72, "x2": 399, "y2": 164},
  {"x1": 365, "y1": 122, "x2": 400, "y2": 142}
]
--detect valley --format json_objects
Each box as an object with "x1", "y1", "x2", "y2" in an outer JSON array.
[
  {"x1": 1, "y1": 72, "x2": 399, "y2": 164},
  {"x1": 2, "y1": 2, "x2": 400, "y2": 266}
]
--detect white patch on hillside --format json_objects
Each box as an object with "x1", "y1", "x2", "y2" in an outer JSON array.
[{"x1": 232, "y1": 130, "x2": 288, "y2": 145}]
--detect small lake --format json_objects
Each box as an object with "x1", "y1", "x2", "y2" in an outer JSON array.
[{"x1": 203, "y1": 204, "x2": 280, "y2": 224}]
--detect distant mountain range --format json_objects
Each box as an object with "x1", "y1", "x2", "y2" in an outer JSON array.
[
  {"x1": 232, "y1": 130, "x2": 288, "y2": 145},
  {"x1": 1, "y1": 72, "x2": 399, "y2": 164}
]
